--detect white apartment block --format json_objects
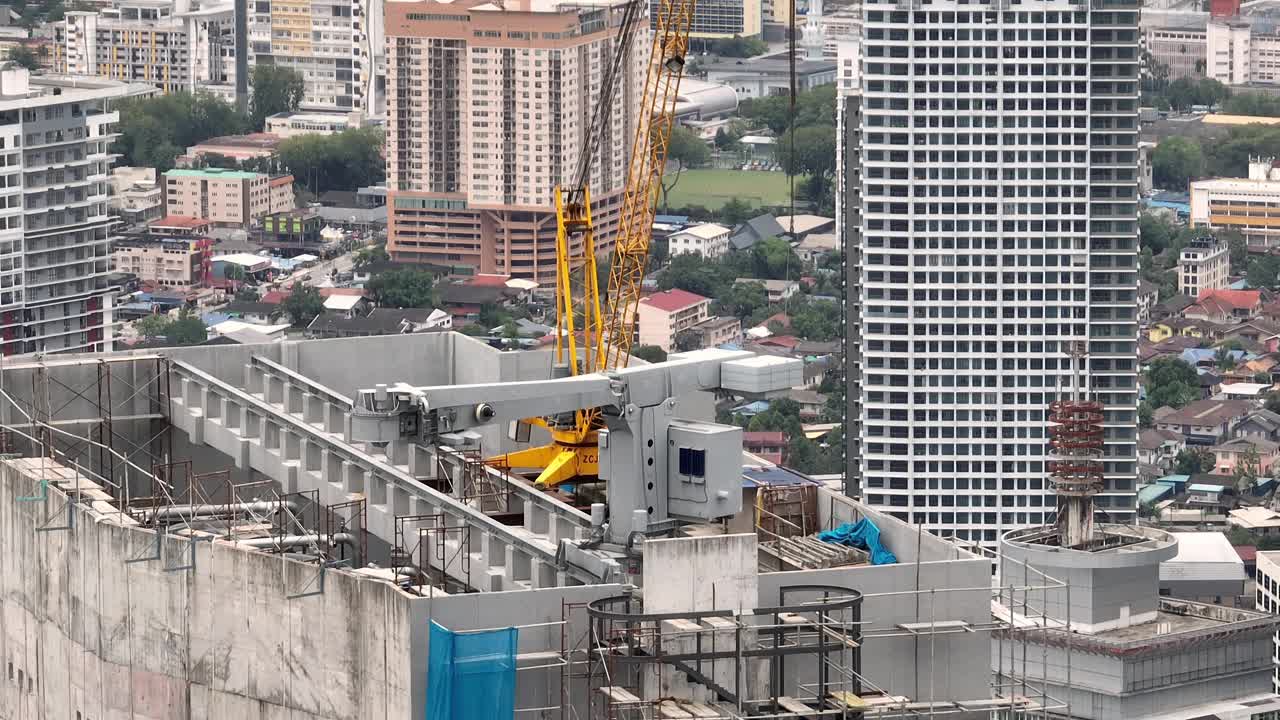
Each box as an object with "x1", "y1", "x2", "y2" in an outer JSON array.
[
  {"x1": 848, "y1": 0, "x2": 1141, "y2": 544},
  {"x1": 636, "y1": 289, "x2": 711, "y2": 352},
  {"x1": 53, "y1": 0, "x2": 236, "y2": 96},
  {"x1": 247, "y1": 0, "x2": 385, "y2": 113},
  {"x1": 1256, "y1": 551, "x2": 1280, "y2": 694},
  {"x1": 0, "y1": 69, "x2": 150, "y2": 355},
  {"x1": 1192, "y1": 158, "x2": 1280, "y2": 248},
  {"x1": 1178, "y1": 235, "x2": 1230, "y2": 297},
  {"x1": 668, "y1": 222, "x2": 730, "y2": 260},
  {"x1": 384, "y1": 0, "x2": 646, "y2": 283}
]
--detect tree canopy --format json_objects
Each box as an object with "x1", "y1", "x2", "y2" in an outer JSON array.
[
  {"x1": 1144, "y1": 357, "x2": 1200, "y2": 410},
  {"x1": 8, "y1": 46, "x2": 40, "y2": 71},
  {"x1": 250, "y1": 65, "x2": 305, "y2": 131},
  {"x1": 775, "y1": 125, "x2": 838, "y2": 210},
  {"x1": 667, "y1": 126, "x2": 711, "y2": 169},
  {"x1": 1222, "y1": 92, "x2": 1280, "y2": 118},
  {"x1": 136, "y1": 308, "x2": 207, "y2": 346},
  {"x1": 114, "y1": 91, "x2": 249, "y2": 172},
  {"x1": 278, "y1": 127, "x2": 385, "y2": 194},
  {"x1": 1175, "y1": 447, "x2": 1215, "y2": 475},
  {"x1": 280, "y1": 283, "x2": 324, "y2": 326},
  {"x1": 366, "y1": 269, "x2": 437, "y2": 308},
  {"x1": 709, "y1": 35, "x2": 768, "y2": 58},
  {"x1": 740, "y1": 85, "x2": 836, "y2": 135},
  {"x1": 633, "y1": 345, "x2": 667, "y2": 363},
  {"x1": 1152, "y1": 137, "x2": 1205, "y2": 190}
]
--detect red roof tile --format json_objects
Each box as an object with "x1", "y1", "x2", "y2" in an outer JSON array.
[
  {"x1": 467, "y1": 273, "x2": 512, "y2": 287},
  {"x1": 640, "y1": 288, "x2": 708, "y2": 312},
  {"x1": 1236, "y1": 545, "x2": 1258, "y2": 562},
  {"x1": 260, "y1": 291, "x2": 286, "y2": 305},
  {"x1": 1197, "y1": 289, "x2": 1262, "y2": 311},
  {"x1": 319, "y1": 288, "x2": 367, "y2": 297},
  {"x1": 743, "y1": 431, "x2": 786, "y2": 444},
  {"x1": 759, "y1": 335, "x2": 800, "y2": 349},
  {"x1": 150, "y1": 215, "x2": 208, "y2": 229}
]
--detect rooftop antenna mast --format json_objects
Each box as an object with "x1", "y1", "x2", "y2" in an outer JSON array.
[{"x1": 1048, "y1": 341, "x2": 1105, "y2": 548}]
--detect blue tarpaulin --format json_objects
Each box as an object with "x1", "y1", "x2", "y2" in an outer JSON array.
[
  {"x1": 817, "y1": 519, "x2": 897, "y2": 565},
  {"x1": 427, "y1": 621, "x2": 518, "y2": 720}
]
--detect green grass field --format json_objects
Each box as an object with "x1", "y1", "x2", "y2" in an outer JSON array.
[{"x1": 663, "y1": 168, "x2": 798, "y2": 209}]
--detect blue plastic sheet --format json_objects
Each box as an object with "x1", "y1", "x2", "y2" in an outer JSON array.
[
  {"x1": 817, "y1": 518, "x2": 898, "y2": 565},
  {"x1": 427, "y1": 621, "x2": 518, "y2": 720}
]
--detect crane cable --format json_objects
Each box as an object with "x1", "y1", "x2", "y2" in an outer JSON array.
[{"x1": 571, "y1": 0, "x2": 647, "y2": 205}]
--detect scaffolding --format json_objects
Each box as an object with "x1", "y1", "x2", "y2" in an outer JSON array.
[{"x1": 391, "y1": 512, "x2": 474, "y2": 595}]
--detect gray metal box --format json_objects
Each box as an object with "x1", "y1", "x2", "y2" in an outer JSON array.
[
  {"x1": 666, "y1": 419, "x2": 743, "y2": 522},
  {"x1": 719, "y1": 355, "x2": 804, "y2": 395}
]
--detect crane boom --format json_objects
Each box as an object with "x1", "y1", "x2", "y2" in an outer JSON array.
[{"x1": 487, "y1": 0, "x2": 696, "y2": 488}]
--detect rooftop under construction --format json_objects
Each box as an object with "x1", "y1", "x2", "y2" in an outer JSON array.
[{"x1": 0, "y1": 331, "x2": 1079, "y2": 719}]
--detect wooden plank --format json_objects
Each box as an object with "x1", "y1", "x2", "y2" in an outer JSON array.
[
  {"x1": 657, "y1": 700, "x2": 694, "y2": 718},
  {"x1": 826, "y1": 691, "x2": 869, "y2": 710},
  {"x1": 683, "y1": 703, "x2": 721, "y2": 718},
  {"x1": 776, "y1": 696, "x2": 818, "y2": 718},
  {"x1": 597, "y1": 686, "x2": 641, "y2": 704}
]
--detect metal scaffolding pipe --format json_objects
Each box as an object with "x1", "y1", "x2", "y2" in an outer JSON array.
[
  {"x1": 147, "y1": 500, "x2": 300, "y2": 523},
  {"x1": 236, "y1": 533, "x2": 355, "y2": 551}
]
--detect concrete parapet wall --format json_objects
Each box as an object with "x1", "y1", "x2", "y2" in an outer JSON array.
[{"x1": 0, "y1": 457, "x2": 414, "y2": 720}]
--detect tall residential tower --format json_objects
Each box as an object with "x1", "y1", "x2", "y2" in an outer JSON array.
[
  {"x1": 383, "y1": 0, "x2": 645, "y2": 283},
  {"x1": 844, "y1": 0, "x2": 1141, "y2": 543}
]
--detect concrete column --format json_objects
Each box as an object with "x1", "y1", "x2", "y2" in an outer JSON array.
[
  {"x1": 243, "y1": 362, "x2": 263, "y2": 395},
  {"x1": 303, "y1": 439, "x2": 321, "y2": 472},
  {"x1": 370, "y1": 473, "x2": 387, "y2": 507},
  {"x1": 327, "y1": 405, "x2": 344, "y2": 435},
  {"x1": 302, "y1": 393, "x2": 322, "y2": 424},
  {"x1": 527, "y1": 504, "x2": 550, "y2": 538},
  {"x1": 267, "y1": 375, "x2": 284, "y2": 405},
  {"x1": 240, "y1": 407, "x2": 253, "y2": 437},
  {"x1": 408, "y1": 445, "x2": 433, "y2": 479},
  {"x1": 505, "y1": 546, "x2": 531, "y2": 585},
  {"x1": 342, "y1": 463, "x2": 365, "y2": 494},
  {"x1": 392, "y1": 486, "x2": 410, "y2": 516},
  {"x1": 223, "y1": 397, "x2": 239, "y2": 430},
  {"x1": 282, "y1": 462, "x2": 299, "y2": 494},
  {"x1": 181, "y1": 378, "x2": 201, "y2": 409},
  {"x1": 322, "y1": 451, "x2": 342, "y2": 486},
  {"x1": 200, "y1": 388, "x2": 219, "y2": 420},
  {"x1": 284, "y1": 430, "x2": 301, "y2": 461},
  {"x1": 263, "y1": 421, "x2": 280, "y2": 450}
]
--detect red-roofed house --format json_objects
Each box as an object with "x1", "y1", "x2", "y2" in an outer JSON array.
[
  {"x1": 260, "y1": 290, "x2": 287, "y2": 305},
  {"x1": 637, "y1": 289, "x2": 710, "y2": 351},
  {"x1": 1183, "y1": 289, "x2": 1263, "y2": 324},
  {"x1": 743, "y1": 431, "x2": 787, "y2": 465},
  {"x1": 148, "y1": 215, "x2": 211, "y2": 237}
]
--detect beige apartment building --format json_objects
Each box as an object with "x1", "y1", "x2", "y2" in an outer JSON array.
[
  {"x1": 112, "y1": 236, "x2": 207, "y2": 289},
  {"x1": 163, "y1": 168, "x2": 294, "y2": 227},
  {"x1": 384, "y1": 0, "x2": 646, "y2": 284},
  {"x1": 636, "y1": 288, "x2": 711, "y2": 352}
]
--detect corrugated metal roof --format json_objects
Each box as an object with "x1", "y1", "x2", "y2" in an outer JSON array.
[{"x1": 1160, "y1": 532, "x2": 1248, "y2": 583}]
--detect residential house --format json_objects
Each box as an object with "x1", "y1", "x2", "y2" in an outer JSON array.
[
  {"x1": 1198, "y1": 369, "x2": 1224, "y2": 400},
  {"x1": 220, "y1": 301, "x2": 279, "y2": 326},
  {"x1": 775, "y1": 214, "x2": 835, "y2": 240},
  {"x1": 1229, "y1": 506, "x2": 1280, "y2": 537},
  {"x1": 794, "y1": 232, "x2": 838, "y2": 265},
  {"x1": 667, "y1": 223, "x2": 731, "y2": 260},
  {"x1": 322, "y1": 294, "x2": 369, "y2": 319},
  {"x1": 1151, "y1": 293, "x2": 1195, "y2": 323},
  {"x1": 729, "y1": 214, "x2": 785, "y2": 251},
  {"x1": 1223, "y1": 318, "x2": 1280, "y2": 353},
  {"x1": 686, "y1": 315, "x2": 742, "y2": 349},
  {"x1": 737, "y1": 277, "x2": 799, "y2": 303},
  {"x1": 1182, "y1": 289, "x2": 1264, "y2": 325},
  {"x1": 1186, "y1": 482, "x2": 1228, "y2": 507},
  {"x1": 1211, "y1": 437, "x2": 1280, "y2": 476},
  {"x1": 636, "y1": 288, "x2": 711, "y2": 352},
  {"x1": 1140, "y1": 335, "x2": 1202, "y2": 366},
  {"x1": 489, "y1": 317, "x2": 554, "y2": 339},
  {"x1": 1138, "y1": 279, "x2": 1160, "y2": 325},
  {"x1": 1155, "y1": 398, "x2": 1254, "y2": 445},
  {"x1": 1232, "y1": 410, "x2": 1280, "y2": 442},
  {"x1": 743, "y1": 431, "x2": 786, "y2": 465},
  {"x1": 438, "y1": 282, "x2": 517, "y2": 325},
  {"x1": 306, "y1": 307, "x2": 453, "y2": 339},
  {"x1": 786, "y1": 389, "x2": 828, "y2": 420},
  {"x1": 1180, "y1": 347, "x2": 1248, "y2": 370},
  {"x1": 352, "y1": 260, "x2": 451, "y2": 286},
  {"x1": 1149, "y1": 317, "x2": 1210, "y2": 343},
  {"x1": 1138, "y1": 428, "x2": 1185, "y2": 472}
]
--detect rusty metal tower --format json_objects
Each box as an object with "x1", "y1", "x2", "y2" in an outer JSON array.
[{"x1": 1047, "y1": 341, "x2": 1105, "y2": 547}]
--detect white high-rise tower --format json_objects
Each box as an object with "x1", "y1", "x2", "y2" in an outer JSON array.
[{"x1": 843, "y1": 0, "x2": 1141, "y2": 545}]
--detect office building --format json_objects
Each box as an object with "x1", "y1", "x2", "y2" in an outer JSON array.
[
  {"x1": 384, "y1": 0, "x2": 645, "y2": 283},
  {"x1": 702, "y1": 57, "x2": 838, "y2": 100},
  {"x1": 1192, "y1": 158, "x2": 1280, "y2": 248},
  {"x1": 1256, "y1": 551, "x2": 1280, "y2": 694},
  {"x1": 0, "y1": 69, "x2": 150, "y2": 355},
  {"x1": 1207, "y1": 17, "x2": 1280, "y2": 86},
  {"x1": 53, "y1": 0, "x2": 236, "y2": 97},
  {"x1": 246, "y1": 0, "x2": 384, "y2": 113},
  {"x1": 1177, "y1": 235, "x2": 1230, "y2": 297},
  {"x1": 667, "y1": 222, "x2": 731, "y2": 260},
  {"x1": 659, "y1": 0, "x2": 760, "y2": 41},
  {"x1": 845, "y1": 0, "x2": 1141, "y2": 542},
  {"x1": 264, "y1": 110, "x2": 362, "y2": 137},
  {"x1": 163, "y1": 167, "x2": 293, "y2": 227},
  {"x1": 1140, "y1": 9, "x2": 1209, "y2": 81}
]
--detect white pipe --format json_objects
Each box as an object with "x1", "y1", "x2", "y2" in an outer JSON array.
[
  {"x1": 148, "y1": 500, "x2": 299, "y2": 522},
  {"x1": 236, "y1": 533, "x2": 355, "y2": 551}
]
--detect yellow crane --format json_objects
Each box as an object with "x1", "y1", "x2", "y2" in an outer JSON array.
[{"x1": 487, "y1": 0, "x2": 696, "y2": 488}]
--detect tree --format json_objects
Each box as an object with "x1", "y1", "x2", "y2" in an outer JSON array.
[
  {"x1": 167, "y1": 307, "x2": 209, "y2": 345},
  {"x1": 1225, "y1": 229, "x2": 1247, "y2": 271},
  {"x1": 713, "y1": 127, "x2": 739, "y2": 151},
  {"x1": 710, "y1": 35, "x2": 768, "y2": 58},
  {"x1": 366, "y1": 269, "x2": 437, "y2": 308},
  {"x1": 249, "y1": 65, "x2": 305, "y2": 130},
  {"x1": 715, "y1": 280, "x2": 768, "y2": 319},
  {"x1": 720, "y1": 197, "x2": 756, "y2": 226},
  {"x1": 1266, "y1": 392, "x2": 1280, "y2": 414},
  {"x1": 633, "y1": 345, "x2": 667, "y2": 363},
  {"x1": 114, "y1": 91, "x2": 249, "y2": 171},
  {"x1": 1174, "y1": 447, "x2": 1215, "y2": 475},
  {"x1": 1223, "y1": 92, "x2": 1280, "y2": 118},
  {"x1": 775, "y1": 125, "x2": 838, "y2": 207},
  {"x1": 661, "y1": 126, "x2": 711, "y2": 209},
  {"x1": 7, "y1": 46, "x2": 39, "y2": 71},
  {"x1": 277, "y1": 127, "x2": 386, "y2": 194},
  {"x1": 234, "y1": 286, "x2": 260, "y2": 302},
  {"x1": 749, "y1": 236, "x2": 800, "y2": 280},
  {"x1": 353, "y1": 244, "x2": 390, "y2": 269},
  {"x1": 1216, "y1": 346, "x2": 1237, "y2": 371},
  {"x1": 136, "y1": 313, "x2": 172, "y2": 338},
  {"x1": 1249, "y1": 255, "x2": 1280, "y2": 290},
  {"x1": 1139, "y1": 401, "x2": 1154, "y2": 428},
  {"x1": 1152, "y1": 137, "x2": 1205, "y2": 190},
  {"x1": 1144, "y1": 357, "x2": 1200, "y2": 410},
  {"x1": 280, "y1": 283, "x2": 324, "y2": 326},
  {"x1": 658, "y1": 252, "x2": 724, "y2": 297}
]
